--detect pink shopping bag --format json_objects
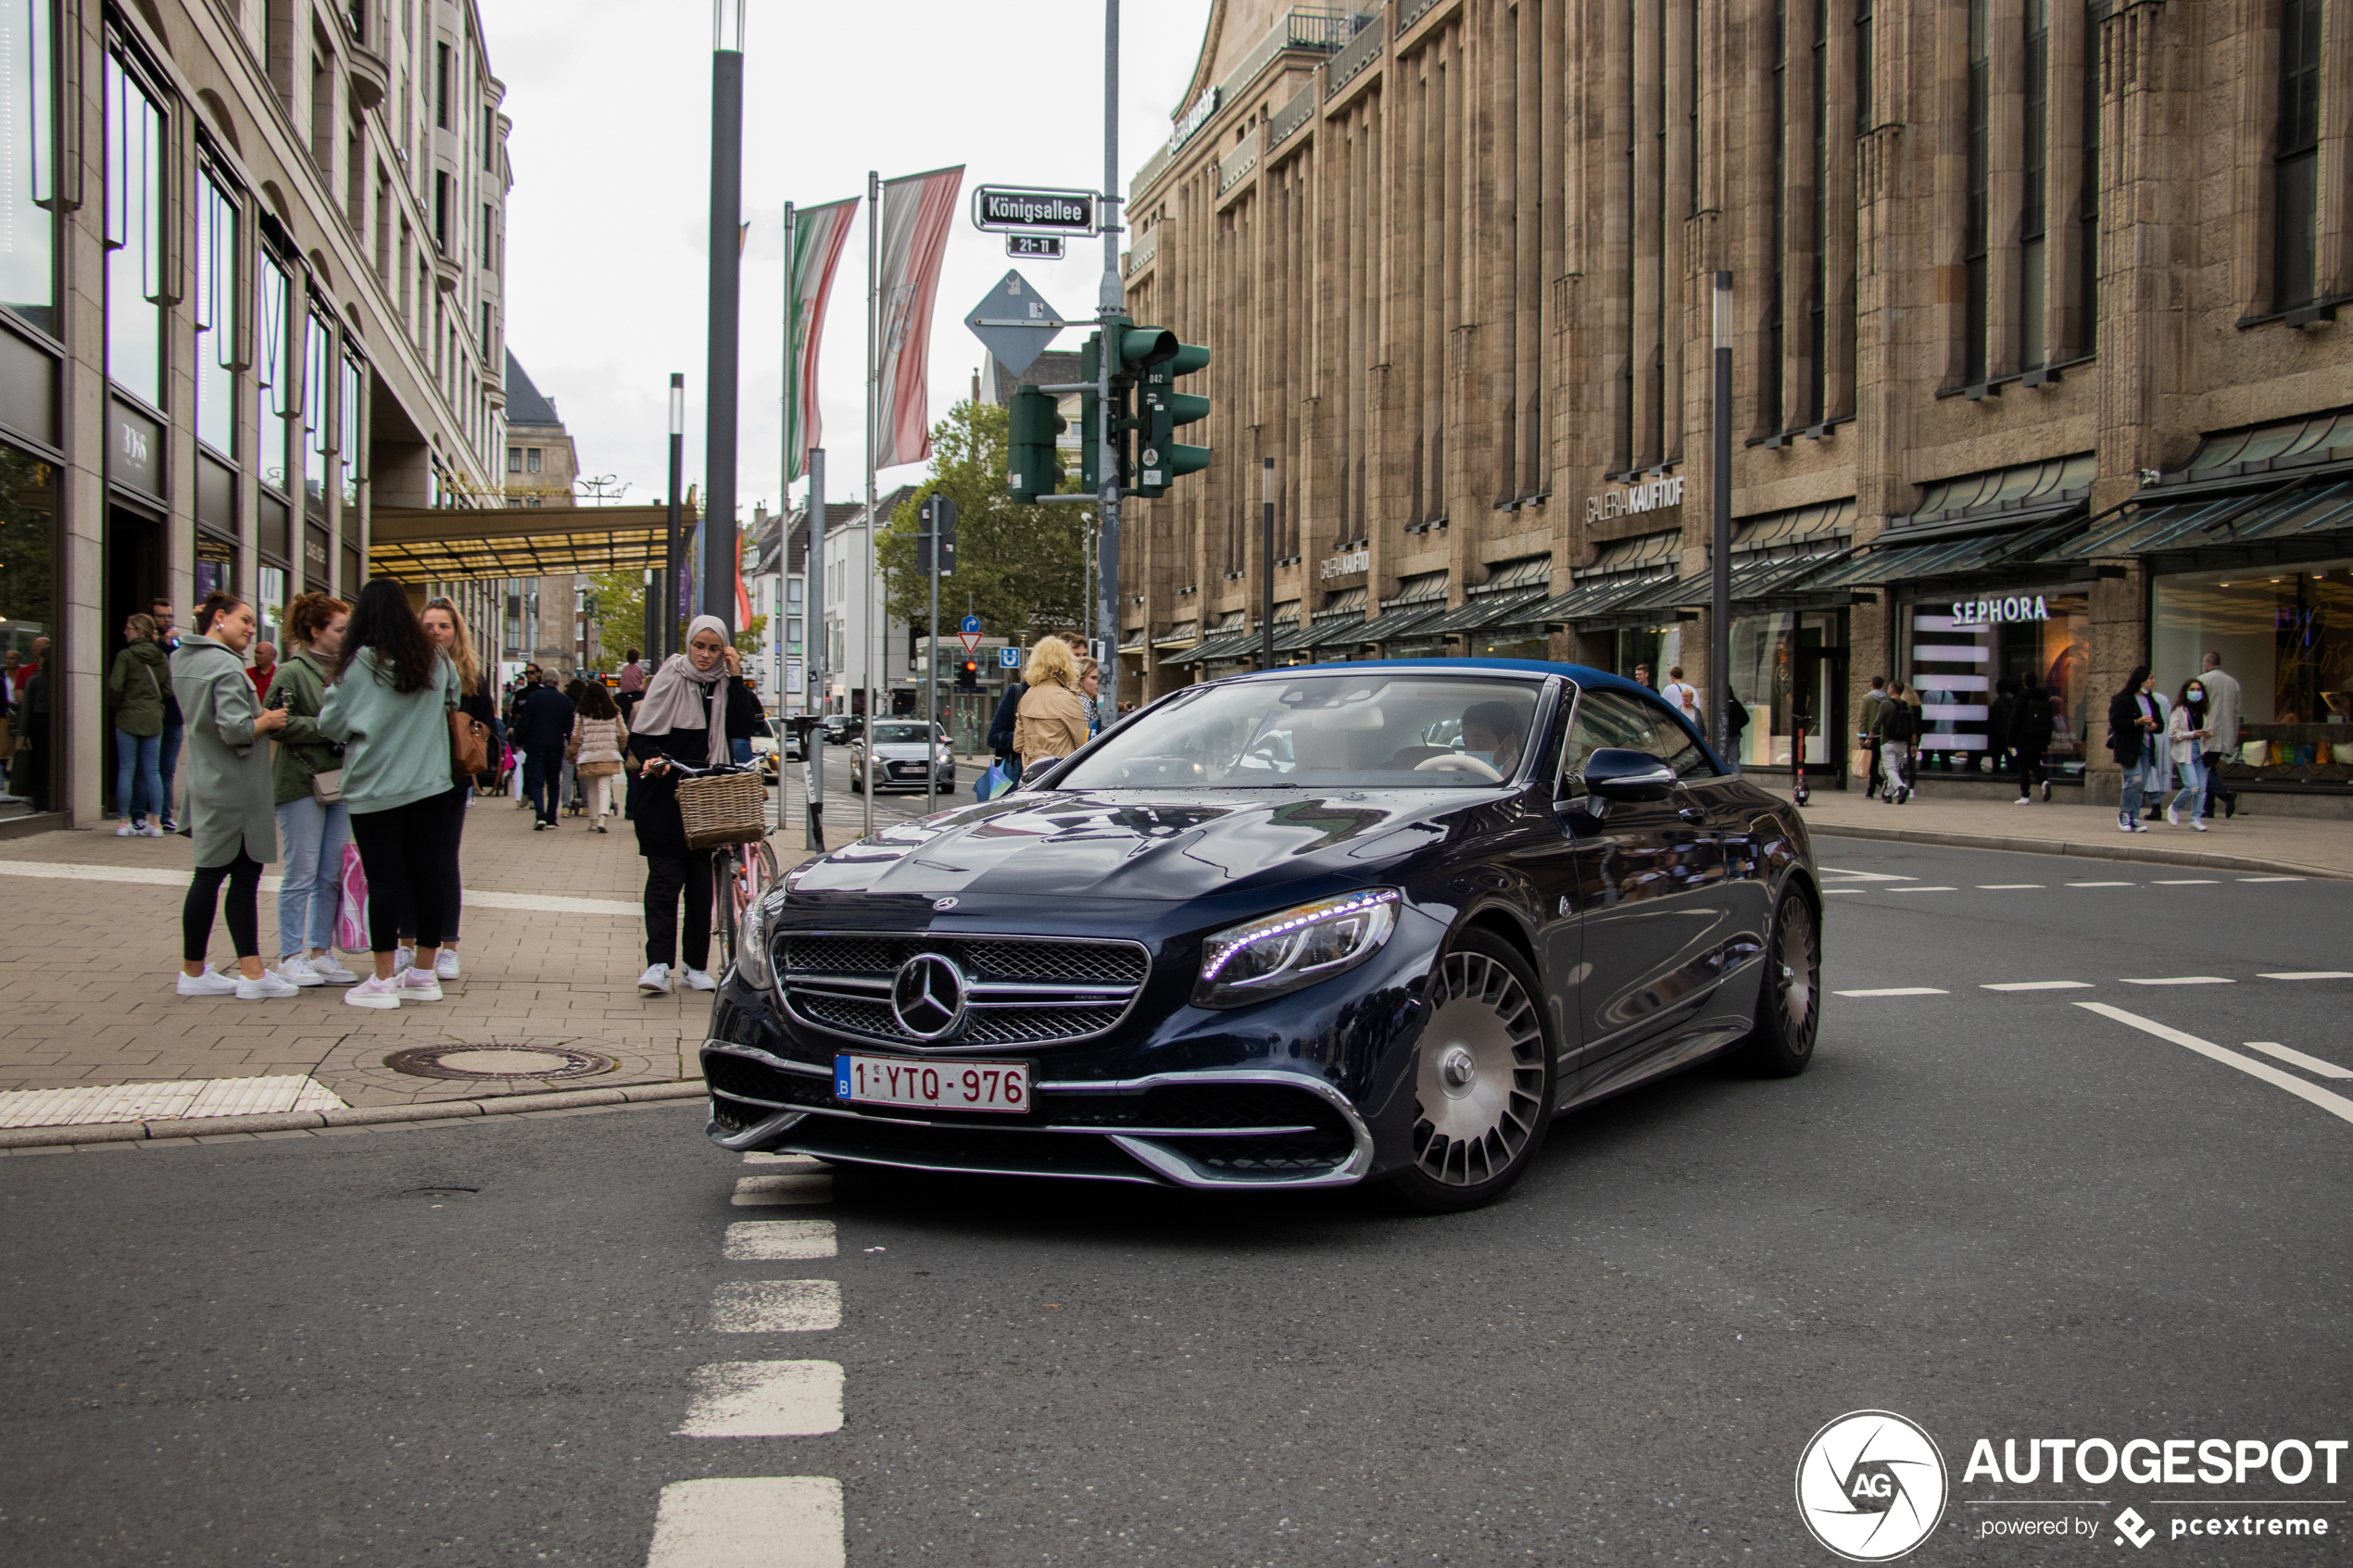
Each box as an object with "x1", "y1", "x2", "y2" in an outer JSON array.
[{"x1": 335, "y1": 842, "x2": 370, "y2": 952}]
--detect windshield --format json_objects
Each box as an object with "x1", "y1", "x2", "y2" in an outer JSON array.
[
  {"x1": 870, "y1": 723, "x2": 940, "y2": 745},
  {"x1": 1059, "y1": 673, "x2": 1543, "y2": 789}
]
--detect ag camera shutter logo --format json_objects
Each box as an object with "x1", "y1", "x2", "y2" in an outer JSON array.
[{"x1": 1795, "y1": 1411, "x2": 1949, "y2": 1562}]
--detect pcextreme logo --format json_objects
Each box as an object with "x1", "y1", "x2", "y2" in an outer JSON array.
[{"x1": 1796, "y1": 1410, "x2": 1950, "y2": 1562}]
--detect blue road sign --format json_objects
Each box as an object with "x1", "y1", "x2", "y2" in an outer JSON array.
[
  {"x1": 1000, "y1": 646, "x2": 1021, "y2": 669},
  {"x1": 962, "y1": 614, "x2": 981, "y2": 635}
]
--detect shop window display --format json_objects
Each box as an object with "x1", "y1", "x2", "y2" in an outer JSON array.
[
  {"x1": 1729, "y1": 611, "x2": 1846, "y2": 770},
  {"x1": 0, "y1": 445, "x2": 57, "y2": 815},
  {"x1": 1899, "y1": 593, "x2": 2091, "y2": 775},
  {"x1": 2153, "y1": 563, "x2": 2353, "y2": 781}
]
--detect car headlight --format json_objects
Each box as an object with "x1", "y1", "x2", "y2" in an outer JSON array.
[
  {"x1": 735, "y1": 891, "x2": 780, "y2": 990},
  {"x1": 1194, "y1": 888, "x2": 1401, "y2": 1009}
]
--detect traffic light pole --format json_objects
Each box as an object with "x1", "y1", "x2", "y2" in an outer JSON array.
[
  {"x1": 1094, "y1": 0, "x2": 1124, "y2": 721},
  {"x1": 925, "y1": 504, "x2": 939, "y2": 816}
]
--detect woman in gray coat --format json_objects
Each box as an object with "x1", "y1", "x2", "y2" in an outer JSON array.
[{"x1": 169, "y1": 590, "x2": 295, "y2": 999}]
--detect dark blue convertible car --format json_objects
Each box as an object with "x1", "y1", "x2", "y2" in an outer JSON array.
[{"x1": 700, "y1": 660, "x2": 1821, "y2": 1210}]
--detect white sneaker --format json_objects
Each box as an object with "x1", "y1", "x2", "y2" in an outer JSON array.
[
  {"x1": 435, "y1": 947, "x2": 460, "y2": 980},
  {"x1": 391, "y1": 947, "x2": 415, "y2": 976},
  {"x1": 2013, "y1": 796, "x2": 2031, "y2": 806},
  {"x1": 398, "y1": 969, "x2": 444, "y2": 1002},
  {"x1": 2166, "y1": 802, "x2": 2180, "y2": 825},
  {"x1": 2191, "y1": 819, "x2": 2208, "y2": 833},
  {"x1": 345, "y1": 974, "x2": 401, "y2": 1009},
  {"x1": 638, "y1": 963, "x2": 672, "y2": 995},
  {"x1": 176, "y1": 966, "x2": 239, "y2": 997},
  {"x1": 142, "y1": 822, "x2": 166, "y2": 837},
  {"x1": 116, "y1": 820, "x2": 140, "y2": 836},
  {"x1": 236, "y1": 970, "x2": 302, "y2": 1000},
  {"x1": 310, "y1": 951, "x2": 359, "y2": 984},
  {"x1": 683, "y1": 966, "x2": 718, "y2": 991},
  {"x1": 276, "y1": 954, "x2": 326, "y2": 986}
]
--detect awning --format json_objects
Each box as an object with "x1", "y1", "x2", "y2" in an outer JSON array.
[
  {"x1": 2032, "y1": 472, "x2": 2353, "y2": 573},
  {"x1": 368, "y1": 503, "x2": 686, "y2": 580},
  {"x1": 1416, "y1": 586, "x2": 1552, "y2": 635},
  {"x1": 1151, "y1": 621, "x2": 1201, "y2": 649},
  {"x1": 1528, "y1": 570, "x2": 1676, "y2": 625},
  {"x1": 1349, "y1": 602, "x2": 1447, "y2": 644},
  {"x1": 1168, "y1": 628, "x2": 1265, "y2": 665},
  {"x1": 1890, "y1": 453, "x2": 2094, "y2": 542},
  {"x1": 1808, "y1": 514, "x2": 2087, "y2": 590}
]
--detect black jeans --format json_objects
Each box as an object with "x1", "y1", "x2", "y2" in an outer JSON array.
[
  {"x1": 396, "y1": 785, "x2": 469, "y2": 945},
  {"x1": 2016, "y1": 747, "x2": 2045, "y2": 797},
  {"x1": 644, "y1": 852, "x2": 713, "y2": 971},
  {"x1": 348, "y1": 794, "x2": 454, "y2": 954},
  {"x1": 2200, "y1": 751, "x2": 2234, "y2": 817},
  {"x1": 523, "y1": 746, "x2": 564, "y2": 822},
  {"x1": 182, "y1": 851, "x2": 263, "y2": 962}
]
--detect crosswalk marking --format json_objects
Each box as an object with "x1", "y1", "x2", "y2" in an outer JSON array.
[
  {"x1": 1887, "y1": 886, "x2": 1958, "y2": 893},
  {"x1": 2260, "y1": 972, "x2": 2353, "y2": 981},
  {"x1": 733, "y1": 1173, "x2": 834, "y2": 1206},
  {"x1": 646, "y1": 1477, "x2": 845, "y2": 1568},
  {"x1": 2076, "y1": 1003, "x2": 2353, "y2": 1127},
  {"x1": 2119, "y1": 976, "x2": 2233, "y2": 986},
  {"x1": 2067, "y1": 881, "x2": 2135, "y2": 887},
  {"x1": 2240, "y1": 1042, "x2": 2353, "y2": 1081},
  {"x1": 1982, "y1": 981, "x2": 2095, "y2": 992},
  {"x1": 2153, "y1": 878, "x2": 2219, "y2": 884},
  {"x1": 1834, "y1": 987, "x2": 1949, "y2": 997},
  {"x1": 711, "y1": 1280, "x2": 842, "y2": 1334},
  {"x1": 2238, "y1": 875, "x2": 2305, "y2": 883},
  {"x1": 724, "y1": 1221, "x2": 837, "y2": 1261},
  {"x1": 0, "y1": 1074, "x2": 343, "y2": 1129},
  {"x1": 1977, "y1": 884, "x2": 2045, "y2": 889},
  {"x1": 676, "y1": 1361, "x2": 844, "y2": 1437}
]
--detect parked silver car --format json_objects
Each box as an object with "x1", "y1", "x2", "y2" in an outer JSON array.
[{"x1": 848, "y1": 721, "x2": 953, "y2": 794}]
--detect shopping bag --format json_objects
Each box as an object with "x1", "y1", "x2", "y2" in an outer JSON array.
[
  {"x1": 335, "y1": 842, "x2": 370, "y2": 952},
  {"x1": 974, "y1": 760, "x2": 1011, "y2": 801}
]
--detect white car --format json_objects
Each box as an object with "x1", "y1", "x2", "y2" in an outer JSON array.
[
  {"x1": 848, "y1": 721, "x2": 954, "y2": 794},
  {"x1": 749, "y1": 719, "x2": 801, "y2": 779}
]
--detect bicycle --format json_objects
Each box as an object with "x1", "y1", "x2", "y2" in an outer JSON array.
[{"x1": 710, "y1": 833, "x2": 780, "y2": 973}]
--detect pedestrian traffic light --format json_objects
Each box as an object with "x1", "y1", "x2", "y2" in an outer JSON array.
[
  {"x1": 1006, "y1": 387, "x2": 1063, "y2": 505},
  {"x1": 1137, "y1": 340, "x2": 1210, "y2": 497}
]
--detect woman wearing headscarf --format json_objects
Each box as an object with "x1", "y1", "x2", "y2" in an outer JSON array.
[
  {"x1": 628, "y1": 615, "x2": 762, "y2": 995},
  {"x1": 170, "y1": 591, "x2": 296, "y2": 998}
]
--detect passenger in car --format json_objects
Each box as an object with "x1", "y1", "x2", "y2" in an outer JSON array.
[{"x1": 1458, "y1": 701, "x2": 1529, "y2": 778}]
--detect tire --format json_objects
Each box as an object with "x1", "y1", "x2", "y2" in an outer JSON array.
[
  {"x1": 1380, "y1": 927, "x2": 1556, "y2": 1213},
  {"x1": 1736, "y1": 885, "x2": 1820, "y2": 1077}
]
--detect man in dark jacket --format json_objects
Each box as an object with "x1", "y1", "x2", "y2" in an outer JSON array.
[
  {"x1": 509, "y1": 670, "x2": 576, "y2": 829},
  {"x1": 987, "y1": 680, "x2": 1029, "y2": 771}
]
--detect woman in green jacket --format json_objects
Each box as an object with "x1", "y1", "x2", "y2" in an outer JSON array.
[
  {"x1": 106, "y1": 613, "x2": 170, "y2": 836},
  {"x1": 266, "y1": 591, "x2": 359, "y2": 986}
]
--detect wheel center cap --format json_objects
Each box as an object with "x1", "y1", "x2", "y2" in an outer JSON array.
[{"x1": 1438, "y1": 1042, "x2": 1478, "y2": 1094}]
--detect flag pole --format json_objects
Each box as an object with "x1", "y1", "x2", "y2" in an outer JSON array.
[
  {"x1": 862, "y1": 169, "x2": 879, "y2": 836},
  {"x1": 775, "y1": 200, "x2": 796, "y2": 833}
]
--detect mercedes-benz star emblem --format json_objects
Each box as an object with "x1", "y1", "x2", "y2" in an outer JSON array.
[
  {"x1": 933, "y1": 897, "x2": 959, "y2": 911},
  {"x1": 889, "y1": 953, "x2": 968, "y2": 1041}
]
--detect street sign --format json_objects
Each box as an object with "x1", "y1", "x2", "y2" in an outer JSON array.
[
  {"x1": 963, "y1": 270, "x2": 1068, "y2": 381},
  {"x1": 961, "y1": 615, "x2": 981, "y2": 636},
  {"x1": 999, "y1": 646, "x2": 1021, "y2": 670},
  {"x1": 1007, "y1": 233, "x2": 1063, "y2": 260},
  {"x1": 972, "y1": 185, "x2": 1097, "y2": 234},
  {"x1": 959, "y1": 630, "x2": 981, "y2": 655}
]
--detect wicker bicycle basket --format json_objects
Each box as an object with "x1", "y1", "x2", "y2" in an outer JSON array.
[{"x1": 675, "y1": 769, "x2": 769, "y2": 847}]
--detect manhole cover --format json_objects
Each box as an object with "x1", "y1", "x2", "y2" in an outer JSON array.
[{"x1": 383, "y1": 1045, "x2": 614, "y2": 1081}]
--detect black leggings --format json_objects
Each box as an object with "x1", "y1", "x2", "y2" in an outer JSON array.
[
  {"x1": 2016, "y1": 747, "x2": 2045, "y2": 797},
  {"x1": 396, "y1": 786, "x2": 468, "y2": 944},
  {"x1": 349, "y1": 794, "x2": 454, "y2": 955},
  {"x1": 644, "y1": 852, "x2": 713, "y2": 970},
  {"x1": 183, "y1": 852, "x2": 264, "y2": 963}
]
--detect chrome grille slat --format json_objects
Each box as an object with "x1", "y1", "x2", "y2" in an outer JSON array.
[{"x1": 776, "y1": 931, "x2": 1151, "y2": 1047}]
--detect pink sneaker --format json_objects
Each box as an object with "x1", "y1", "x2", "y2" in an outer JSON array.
[
  {"x1": 398, "y1": 968, "x2": 444, "y2": 1002},
  {"x1": 345, "y1": 974, "x2": 401, "y2": 1010}
]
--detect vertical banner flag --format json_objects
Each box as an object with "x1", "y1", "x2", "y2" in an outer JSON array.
[
  {"x1": 785, "y1": 197, "x2": 858, "y2": 483},
  {"x1": 873, "y1": 165, "x2": 965, "y2": 471}
]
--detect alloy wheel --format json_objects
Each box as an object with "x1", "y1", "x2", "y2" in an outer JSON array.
[
  {"x1": 1412, "y1": 951, "x2": 1547, "y2": 1186},
  {"x1": 1773, "y1": 895, "x2": 1818, "y2": 1044}
]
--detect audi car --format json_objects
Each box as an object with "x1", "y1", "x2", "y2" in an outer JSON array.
[
  {"x1": 700, "y1": 659, "x2": 1821, "y2": 1210},
  {"x1": 847, "y1": 721, "x2": 955, "y2": 795}
]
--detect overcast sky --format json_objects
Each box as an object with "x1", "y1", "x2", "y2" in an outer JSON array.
[{"x1": 479, "y1": 0, "x2": 1214, "y2": 520}]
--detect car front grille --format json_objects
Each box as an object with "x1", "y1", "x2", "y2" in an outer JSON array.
[{"x1": 774, "y1": 932, "x2": 1150, "y2": 1047}]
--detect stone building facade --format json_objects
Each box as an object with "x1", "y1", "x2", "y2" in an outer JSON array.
[
  {"x1": 1116, "y1": 0, "x2": 2352, "y2": 808},
  {"x1": 0, "y1": 0, "x2": 511, "y2": 827}
]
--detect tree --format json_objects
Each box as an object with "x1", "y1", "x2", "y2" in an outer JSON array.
[
  {"x1": 584, "y1": 570, "x2": 649, "y2": 667},
  {"x1": 875, "y1": 398, "x2": 1089, "y2": 644}
]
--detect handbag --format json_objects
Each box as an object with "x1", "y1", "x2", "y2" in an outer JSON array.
[
  {"x1": 449, "y1": 710, "x2": 490, "y2": 779},
  {"x1": 334, "y1": 842, "x2": 369, "y2": 952},
  {"x1": 674, "y1": 767, "x2": 768, "y2": 847},
  {"x1": 310, "y1": 767, "x2": 344, "y2": 805}
]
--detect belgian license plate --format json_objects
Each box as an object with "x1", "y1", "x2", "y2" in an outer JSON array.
[{"x1": 834, "y1": 1054, "x2": 1029, "y2": 1113}]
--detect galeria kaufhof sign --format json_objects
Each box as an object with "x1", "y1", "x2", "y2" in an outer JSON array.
[{"x1": 1586, "y1": 474, "x2": 1686, "y2": 522}]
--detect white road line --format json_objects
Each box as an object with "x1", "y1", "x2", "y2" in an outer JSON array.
[
  {"x1": 675, "y1": 1361, "x2": 844, "y2": 1436},
  {"x1": 645, "y1": 1476, "x2": 844, "y2": 1568},
  {"x1": 1982, "y1": 981, "x2": 2095, "y2": 992},
  {"x1": 2152, "y1": 878, "x2": 2220, "y2": 884},
  {"x1": 0, "y1": 1074, "x2": 345, "y2": 1129},
  {"x1": 1887, "y1": 886, "x2": 1959, "y2": 893},
  {"x1": 2075, "y1": 1002, "x2": 2353, "y2": 1127},
  {"x1": 711, "y1": 1280, "x2": 843, "y2": 1333},
  {"x1": 724, "y1": 1221, "x2": 837, "y2": 1261},
  {"x1": 1833, "y1": 987, "x2": 1950, "y2": 997},
  {"x1": 2240, "y1": 1042, "x2": 2353, "y2": 1081},
  {"x1": 1823, "y1": 887, "x2": 1864, "y2": 895},
  {"x1": 1977, "y1": 884, "x2": 2045, "y2": 889},
  {"x1": 1820, "y1": 867, "x2": 1918, "y2": 882},
  {"x1": 2261, "y1": 972, "x2": 2353, "y2": 981},
  {"x1": 2238, "y1": 876, "x2": 2305, "y2": 883},
  {"x1": 743, "y1": 1152, "x2": 828, "y2": 1167},
  {"x1": 0, "y1": 859, "x2": 636, "y2": 915},
  {"x1": 733, "y1": 1173, "x2": 835, "y2": 1206},
  {"x1": 2118, "y1": 976, "x2": 2234, "y2": 986},
  {"x1": 2067, "y1": 881, "x2": 2135, "y2": 887}
]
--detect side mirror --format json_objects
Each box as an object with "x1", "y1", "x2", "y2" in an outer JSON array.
[
  {"x1": 1017, "y1": 758, "x2": 1059, "y2": 790},
  {"x1": 1581, "y1": 747, "x2": 1678, "y2": 803}
]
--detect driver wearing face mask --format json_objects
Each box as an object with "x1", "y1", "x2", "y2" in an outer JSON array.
[{"x1": 1457, "y1": 701, "x2": 1527, "y2": 778}]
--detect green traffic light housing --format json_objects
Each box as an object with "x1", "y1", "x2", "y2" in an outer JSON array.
[
  {"x1": 1007, "y1": 384, "x2": 1065, "y2": 504},
  {"x1": 1136, "y1": 336, "x2": 1211, "y2": 497}
]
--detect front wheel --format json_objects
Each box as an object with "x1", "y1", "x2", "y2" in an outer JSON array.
[
  {"x1": 1736, "y1": 885, "x2": 1819, "y2": 1076},
  {"x1": 1380, "y1": 928, "x2": 1555, "y2": 1213}
]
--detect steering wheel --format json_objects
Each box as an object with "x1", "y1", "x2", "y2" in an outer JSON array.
[{"x1": 1414, "y1": 752, "x2": 1504, "y2": 782}]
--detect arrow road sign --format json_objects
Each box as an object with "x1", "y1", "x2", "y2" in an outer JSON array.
[
  {"x1": 961, "y1": 615, "x2": 981, "y2": 635},
  {"x1": 972, "y1": 186, "x2": 1097, "y2": 234},
  {"x1": 963, "y1": 270, "x2": 1067, "y2": 380}
]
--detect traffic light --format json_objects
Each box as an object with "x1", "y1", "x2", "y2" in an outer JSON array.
[
  {"x1": 1006, "y1": 387, "x2": 1063, "y2": 504},
  {"x1": 1137, "y1": 340, "x2": 1210, "y2": 497},
  {"x1": 958, "y1": 659, "x2": 979, "y2": 689}
]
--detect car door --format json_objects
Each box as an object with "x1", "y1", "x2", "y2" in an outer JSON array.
[{"x1": 1555, "y1": 688, "x2": 1735, "y2": 1096}]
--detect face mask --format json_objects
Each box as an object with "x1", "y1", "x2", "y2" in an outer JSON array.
[
  {"x1": 2187, "y1": 689, "x2": 2203, "y2": 703},
  {"x1": 1465, "y1": 749, "x2": 1499, "y2": 767}
]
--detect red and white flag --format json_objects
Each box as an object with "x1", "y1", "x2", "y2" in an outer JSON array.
[
  {"x1": 785, "y1": 196, "x2": 858, "y2": 483},
  {"x1": 872, "y1": 165, "x2": 963, "y2": 471}
]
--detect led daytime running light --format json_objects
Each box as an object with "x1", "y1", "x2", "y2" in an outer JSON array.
[{"x1": 1202, "y1": 889, "x2": 1402, "y2": 984}]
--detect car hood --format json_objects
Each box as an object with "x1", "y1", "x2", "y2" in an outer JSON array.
[{"x1": 790, "y1": 786, "x2": 1492, "y2": 903}]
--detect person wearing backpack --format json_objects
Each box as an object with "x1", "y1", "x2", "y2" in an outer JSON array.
[
  {"x1": 2010, "y1": 682, "x2": 2057, "y2": 805},
  {"x1": 1879, "y1": 681, "x2": 1919, "y2": 805},
  {"x1": 106, "y1": 613, "x2": 170, "y2": 836}
]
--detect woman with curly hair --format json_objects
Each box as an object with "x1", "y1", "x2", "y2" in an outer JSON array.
[
  {"x1": 264, "y1": 591, "x2": 358, "y2": 985},
  {"x1": 320, "y1": 580, "x2": 461, "y2": 1009}
]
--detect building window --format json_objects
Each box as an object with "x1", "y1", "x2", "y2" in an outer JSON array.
[
  {"x1": 2273, "y1": 0, "x2": 2322, "y2": 311},
  {"x1": 479, "y1": 299, "x2": 490, "y2": 358},
  {"x1": 1766, "y1": 0, "x2": 1788, "y2": 430},
  {"x1": 2020, "y1": 0, "x2": 2049, "y2": 370},
  {"x1": 525, "y1": 447, "x2": 540, "y2": 473},
  {"x1": 434, "y1": 169, "x2": 447, "y2": 250},
  {"x1": 104, "y1": 46, "x2": 166, "y2": 408},
  {"x1": 481, "y1": 105, "x2": 493, "y2": 171},
  {"x1": 434, "y1": 41, "x2": 449, "y2": 129},
  {"x1": 256, "y1": 250, "x2": 293, "y2": 493},
  {"x1": 303, "y1": 308, "x2": 331, "y2": 507},
  {"x1": 1807, "y1": 0, "x2": 1829, "y2": 427},
  {"x1": 194, "y1": 161, "x2": 238, "y2": 458},
  {"x1": 1963, "y1": 0, "x2": 1990, "y2": 385},
  {"x1": 506, "y1": 445, "x2": 521, "y2": 473},
  {"x1": 1, "y1": 0, "x2": 58, "y2": 336},
  {"x1": 2079, "y1": 0, "x2": 2100, "y2": 355},
  {"x1": 479, "y1": 201, "x2": 492, "y2": 268},
  {"x1": 340, "y1": 352, "x2": 362, "y2": 507},
  {"x1": 1855, "y1": 0, "x2": 1872, "y2": 134}
]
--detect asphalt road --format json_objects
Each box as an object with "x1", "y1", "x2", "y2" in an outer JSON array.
[{"x1": 5, "y1": 837, "x2": 2349, "y2": 1566}]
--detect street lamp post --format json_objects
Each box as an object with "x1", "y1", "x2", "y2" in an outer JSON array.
[
  {"x1": 702, "y1": 0, "x2": 745, "y2": 633},
  {"x1": 665, "y1": 373, "x2": 684, "y2": 660},
  {"x1": 1711, "y1": 271, "x2": 1732, "y2": 765}
]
